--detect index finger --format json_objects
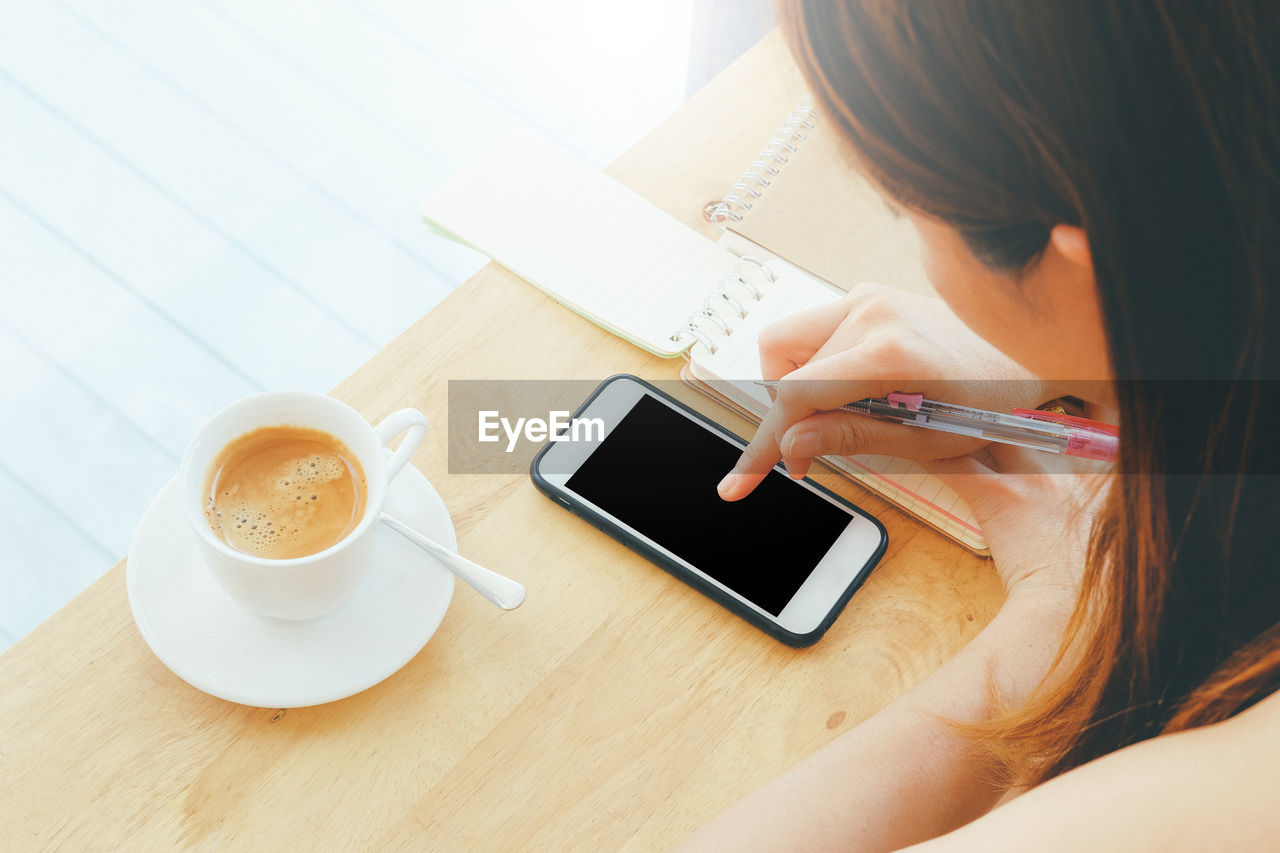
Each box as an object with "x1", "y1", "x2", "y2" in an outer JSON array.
[
  {"x1": 715, "y1": 400, "x2": 794, "y2": 501},
  {"x1": 717, "y1": 351, "x2": 902, "y2": 501}
]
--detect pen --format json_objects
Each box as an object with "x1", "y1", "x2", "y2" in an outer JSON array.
[{"x1": 755, "y1": 383, "x2": 1119, "y2": 462}]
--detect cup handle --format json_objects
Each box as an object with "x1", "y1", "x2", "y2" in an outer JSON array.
[{"x1": 373, "y1": 409, "x2": 429, "y2": 483}]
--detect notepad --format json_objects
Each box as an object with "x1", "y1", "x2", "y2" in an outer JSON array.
[{"x1": 421, "y1": 125, "x2": 987, "y2": 553}]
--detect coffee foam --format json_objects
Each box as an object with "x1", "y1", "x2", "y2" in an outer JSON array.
[{"x1": 203, "y1": 429, "x2": 366, "y2": 559}]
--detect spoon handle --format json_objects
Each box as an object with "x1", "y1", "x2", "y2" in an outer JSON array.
[{"x1": 379, "y1": 513, "x2": 526, "y2": 611}]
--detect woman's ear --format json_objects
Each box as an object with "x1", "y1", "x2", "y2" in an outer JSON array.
[
  {"x1": 1049, "y1": 224, "x2": 1092, "y2": 270},
  {"x1": 1032, "y1": 223, "x2": 1109, "y2": 381}
]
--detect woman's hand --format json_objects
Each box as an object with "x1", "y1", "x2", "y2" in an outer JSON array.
[
  {"x1": 718, "y1": 283, "x2": 1055, "y2": 500},
  {"x1": 927, "y1": 444, "x2": 1109, "y2": 608}
]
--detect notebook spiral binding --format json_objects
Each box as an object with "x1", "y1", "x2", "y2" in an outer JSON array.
[
  {"x1": 704, "y1": 96, "x2": 818, "y2": 232},
  {"x1": 669, "y1": 256, "x2": 777, "y2": 355}
]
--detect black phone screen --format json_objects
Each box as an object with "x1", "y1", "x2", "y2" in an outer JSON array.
[{"x1": 566, "y1": 393, "x2": 853, "y2": 615}]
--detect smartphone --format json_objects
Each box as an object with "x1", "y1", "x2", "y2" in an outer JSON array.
[{"x1": 530, "y1": 375, "x2": 887, "y2": 646}]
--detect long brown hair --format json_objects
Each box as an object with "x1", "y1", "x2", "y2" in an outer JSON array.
[{"x1": 779, "y1": 0, "x2": 1280, "y2": 785}]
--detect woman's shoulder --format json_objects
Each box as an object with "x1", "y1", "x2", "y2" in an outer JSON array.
[
  {"x1": 905, "y1": 689, "x2": 1280, "y2": 852},
  {"x1": 1232, "y1": 683, "x2": 1280, "y2": 731}
]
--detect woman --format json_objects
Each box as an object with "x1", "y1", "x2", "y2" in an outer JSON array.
[{"x1": 683, "y1": 1, "x2": 1280, "y2": 849}]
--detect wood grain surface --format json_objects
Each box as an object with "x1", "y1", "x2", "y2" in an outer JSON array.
[{"x1": 0, "y1": 31, "x2": 1001, "y2": 851}]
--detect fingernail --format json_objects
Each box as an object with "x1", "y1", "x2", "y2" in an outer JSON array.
[
  {"x1": 788, "y1": 431, "x2": 822, "y2": 459},
  {"x1": 717, "y1": 473, "x2": 737, "y2": 498}
]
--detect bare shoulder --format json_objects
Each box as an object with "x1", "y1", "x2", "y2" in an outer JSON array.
[
  {"x1": 1237, "y1": 684, "x2": 1280, "y2": 729},
  {"x1": 907, "y1": 689, "x2": 1280, "y2": 852}
]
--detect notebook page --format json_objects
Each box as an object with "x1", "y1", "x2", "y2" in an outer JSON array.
[{"x1": 421, "y1": 128, "x2": 737, "y2": 357}]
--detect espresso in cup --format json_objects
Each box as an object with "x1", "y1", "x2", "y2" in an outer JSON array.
[{"x1": 202, "y1": 425, "x2": 368, "y2": 560}]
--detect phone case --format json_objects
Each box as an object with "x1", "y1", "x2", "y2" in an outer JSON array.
[{"x1": 529, "y1": 374, "x2": 888, "y2": 647}]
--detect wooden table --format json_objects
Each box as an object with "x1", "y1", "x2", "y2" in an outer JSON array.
[{"x1": 0, "y1": 31, "x2": 1000, "y2": 850}]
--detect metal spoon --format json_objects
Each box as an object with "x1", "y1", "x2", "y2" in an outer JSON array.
[{"x1": 379, "y1": 513, "x2": 526, "y2": 610}]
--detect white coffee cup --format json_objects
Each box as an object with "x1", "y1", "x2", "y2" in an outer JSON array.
[{"x1": 179, "y1": 391, "x2": 428, "y2": 620}]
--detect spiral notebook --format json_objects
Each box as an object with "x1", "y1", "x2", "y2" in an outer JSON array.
[
  {"x1": 420, "y1": 113, "x2": 987, "y2": 553},
  {"x1": 705, "y1": 98, "x2": 936, "y2": 298}
]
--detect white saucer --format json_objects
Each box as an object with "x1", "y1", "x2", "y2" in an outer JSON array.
[{"x1": 127, "y1": 463, "x2": 455, "y2": 708}]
